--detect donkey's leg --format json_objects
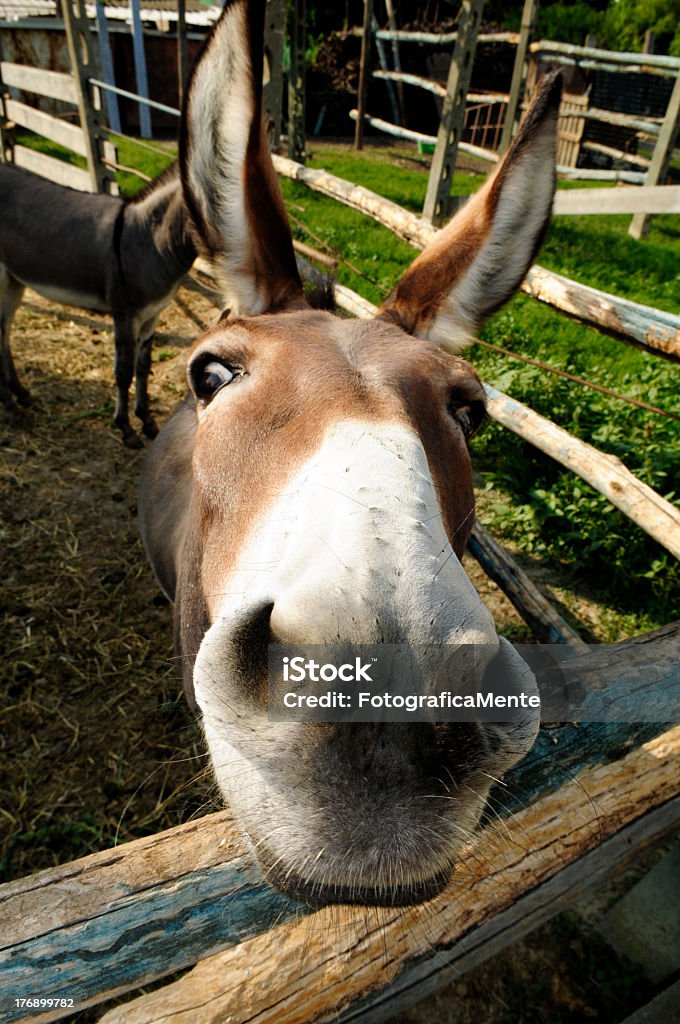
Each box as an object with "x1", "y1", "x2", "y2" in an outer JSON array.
[
  {"x1": 134, "y1": 315, "x2": 159, "y2": 440},
  {"x1": 112, "y1": 316, "x2": 143, "y2": 449},
  {"x1": 0, "y1": 266, "x2": 29, "y2": 411}
]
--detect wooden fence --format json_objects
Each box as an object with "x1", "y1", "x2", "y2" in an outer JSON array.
[
  {"x1": 0, "y1": 0, "x2": 119, "y2": 191},
  {"x1": 352, "y1": 0, "x2": 680, "y2": 234},
  {"x1": 1, "y1": 11, "x2": 680, "y2": 1022}
]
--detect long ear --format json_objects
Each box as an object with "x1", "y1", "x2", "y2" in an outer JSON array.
[
  {"x1": 180, "y1": 0, "x2": 303, "y2": 315},
  {"x1": 378, "y1": 71, "x2": 562, "y2": 352}
]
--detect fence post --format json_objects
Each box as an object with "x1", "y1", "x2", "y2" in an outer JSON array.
[
  {"x1": 264, "y1": 0, "x2": 285, "y2": 150},
  {"x1": 0, "y1": 35, "x2": 9, "y2": 163},
  {"x1": 629, "y1": 70, "x2": 680, "y2": 240},
  {"x1": 177, "y1": 0, "x2": 189, "y2": 106},
  {"x1": 354, "y1": 0, "x2": 374, "y2": 150},
  {"x1": 287, "y1": 0, "x2": 306, "y2": 160},
  {"x1": 60, "y1": 0, "x2": 115, "y2": 193},
  {"x1": 498, "y1": 0, "x2": 539, "y2": 154},
  {"x1": 422, "y1": 0, "x2": 485, "y2": 226}
]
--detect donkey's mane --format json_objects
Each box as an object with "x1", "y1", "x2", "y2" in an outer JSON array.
[{"x1": 129, "y1": 162, "x2": 181, "y2": 205}]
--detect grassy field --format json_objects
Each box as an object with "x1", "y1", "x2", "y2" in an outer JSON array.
[{"x1": 14, "y1": 131, "x2": 680, "y2": 632}]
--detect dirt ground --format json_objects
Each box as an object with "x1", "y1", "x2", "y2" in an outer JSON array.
[{"x1": 0, "y1": 280, "x2": 660, "y2": 1022}]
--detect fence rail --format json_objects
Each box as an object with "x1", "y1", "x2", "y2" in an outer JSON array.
[{"x1": 272, "y1": 154, "x2": 680, "y2": 360}]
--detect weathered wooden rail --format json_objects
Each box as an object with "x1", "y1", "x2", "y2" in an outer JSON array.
[{"x1": 2, "y1": 626, "x2": 678, "y2": 1023}]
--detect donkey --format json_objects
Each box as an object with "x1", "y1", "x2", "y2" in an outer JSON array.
[
  {"x1": 0, "y1": 161, "x2": 196, "y2": 447},
  {"x1": 139, "y1": 0, "x2": 561, "y2": 907}
]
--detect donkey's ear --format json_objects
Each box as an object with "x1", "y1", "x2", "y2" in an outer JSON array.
[
  {"x1": 378, "y1": 71, "x2": 562, "y2": 351},
  {"x1": 180, "y1": 0, "x2": 303, "y2": 315}
]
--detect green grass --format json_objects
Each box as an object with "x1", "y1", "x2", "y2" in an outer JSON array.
[{"x1": 12, "y1": 131, "x2": 680, "y2": 625}]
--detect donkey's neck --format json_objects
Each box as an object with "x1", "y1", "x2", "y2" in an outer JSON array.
[{"x1": 123, "y1": 166, "x2": 197, "y2": 289}]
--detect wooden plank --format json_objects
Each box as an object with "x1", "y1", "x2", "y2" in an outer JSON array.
[
  {"x1": 537, "y1": 52, "x2": 677, "y2": 78},
  {"x1": 96, "y1": 727, "x2": 680, "y2": 1024},
  {"x1": 0, "y1": 61, "x2": 77, "y2": 105},
  {"x1": 292, "y1": 238, "x2": 337, "y2": 268},
  {"x1": 12, "y1": 145, "x2": 92, "y2": 192},
  {"x1": 573, "y1": 105, "x2": 662, "y2": 135},
  {"x1": 373, "y1": 69, "x2": 446, "y2": 99},
  {"x1": 557, "y1": 91, "x2": 587, "y2": 168},
  {"x1": 582, "y1": 140, "x2": 651, "y2": 168},
  {"x1": 422, "y1": 0, "x2": 484, "y2": 226},
  {"x1": 353, "y1": 29, "x2": 519, "y2": 45},
  {"x1": 484, "y1": 383, "x2": 680, "y2": 559},
  {"x1": 354, "y1": 0, "x2": 373, "y2": 150},
  {"x1": 350, "y1": 109, "x2": 435, "y2": 145},
  {"x1": 557, "y1": 165, "x2": 646, "y2": 183},
  {"x1": 522, "y1": 265, "x2": 680, "y2": 359},
  {"x1": 530, "y1": 39, "x2": 680, "y2": 75},
  {"x1": 4, "y1": 99, "x2": 87, "y2": 157},
  {"x1": 341, "y1": 801, "x2": 680, "y2": 1022},
  {"x1": 499, "y1": 0, "x2": 538, "y2": 153},
  {"x1": 272, "y1": 154, "x2": 680, "y2": 358},
  {"x1": 554, "y1": 185, "x2": 680, "y2": 216},
  {"x1": 467, "y1": 522, "x2": 587, "y2": 648},
  {"x1": 630, "y1": 70, "x2": 680, "y2": 239},
  {"x1": 3, "y1": 715, "x2": 677, "y2": 1021}
]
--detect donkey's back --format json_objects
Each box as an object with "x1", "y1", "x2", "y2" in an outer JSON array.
[{"x1": 0, "y1": 164, "x2": 122, "y2": 312}]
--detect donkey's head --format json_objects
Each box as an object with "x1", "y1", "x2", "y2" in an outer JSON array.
[{"x1": 145, "y1": 0, "x2": 560, "y2": 907}]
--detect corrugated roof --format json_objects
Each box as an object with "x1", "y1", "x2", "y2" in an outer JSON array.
[{"x1": 0, "y1": 0, "x2": 220, "y2": 25}]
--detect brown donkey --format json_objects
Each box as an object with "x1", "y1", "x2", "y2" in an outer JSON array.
[{"x1": 139, "y1": 0, "x2": 561, "y2": 907}]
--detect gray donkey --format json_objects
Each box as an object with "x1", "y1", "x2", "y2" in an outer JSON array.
[{"x1": 0, "y1": 162, "x2": 196, "y2": 446}]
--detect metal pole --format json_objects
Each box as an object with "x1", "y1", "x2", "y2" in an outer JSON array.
[
  {"x1": 177, "y1": 0, "x2": 188, "y2": 107},
  {"x1": 94, "y1": 1, "x2": 121, "y2": 133},
  {"x1": 355, "y1": 0, "x2": 374, "y2": 150},
  {"x1": 130, "y1": 0, "x2": 152, "y2": 138}
]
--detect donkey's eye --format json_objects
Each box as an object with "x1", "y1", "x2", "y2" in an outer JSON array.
[
  {"x1": 194, "y1": 361, "x2": 235, "y2": 403},
  {"x1": 450, "y1": 400, "x2": 486, "y2": 440}
]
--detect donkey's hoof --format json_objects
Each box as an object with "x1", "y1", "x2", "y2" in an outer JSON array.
[
  {"x1": 119, "y1": 425, "x2": 144, "y2": 450},
  {"x1": 124, "y1": 432, "x2": 144, "y2": 450},
  {"x1": 15, "y1": 387, "x2": 32, "y2": 408},
  {"x1": 142, "y1": 418, "x2": 159, "y2": 440}
]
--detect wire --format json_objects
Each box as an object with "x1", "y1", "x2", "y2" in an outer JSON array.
[{"x1": 473, "y1": 337, "x2": 680, "y2": 423}]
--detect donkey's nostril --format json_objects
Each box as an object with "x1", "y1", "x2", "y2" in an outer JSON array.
[{"x1": 226, "y1": 602, "x2": 275, "y2": 701}]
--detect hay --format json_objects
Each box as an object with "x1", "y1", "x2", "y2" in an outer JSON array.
[{"x1": 0, "y1": 279, "x2": 220, "y2": 882}]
